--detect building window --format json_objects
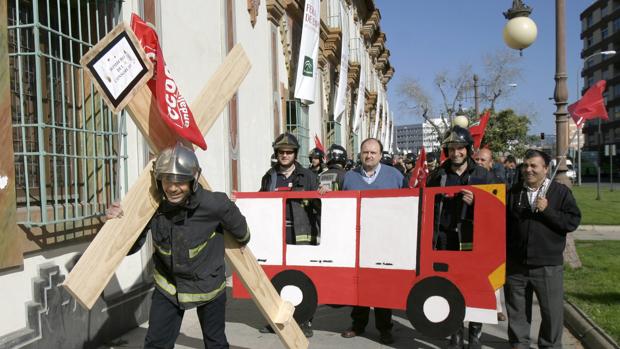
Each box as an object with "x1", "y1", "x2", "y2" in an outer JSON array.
[
  {"x1": 586, "y1": 14, "x2": 593, "y2": 27},
  {"x1": 587, "y1": 35, "x2": 593, "y2": 48},
  {"x1": 8, "y1": 0, "x2": 126, "y2": 228},
  {"x1": 603, "y1": 67, "x2": 610, "y2": 80},
  {"x1": 286, "y1": 100, "x2": 310, "y2": 167},
  {"x1": 601, "y1": 2, "x2": 608, "y2": 17},
  {"x1": 614, "y1": 17, "x2": 620, "y2": 32},
  {"x1": 602, "y1": 28, "x2": 609, "y2": 40}
]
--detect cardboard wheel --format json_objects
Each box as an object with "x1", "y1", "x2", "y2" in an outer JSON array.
[
  {"x1": 271, "y1": 270, "x2": 318, "y2": 323},
  {"x1": 406, "y1": 276, "x2": 465, "y2": 338}
]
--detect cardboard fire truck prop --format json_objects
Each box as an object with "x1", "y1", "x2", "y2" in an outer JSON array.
[{"x1": 233, "y1": 184, "x2": 505, "y2": 338}]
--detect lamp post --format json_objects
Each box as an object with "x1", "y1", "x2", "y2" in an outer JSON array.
[
  {"x1": 504, "y1": 0, "x2": 571, "y2": 186},
  {"x1": 577, "y1": 50, "x2": 616, "y2": 187}
]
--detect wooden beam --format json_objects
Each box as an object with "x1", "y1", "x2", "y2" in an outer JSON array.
[
  {"x1": 63, "y1": 161, "x2": 159, "y2": 308},
  {"x1": 0, "y1": 0, "x2": 23, "y2": 269},
  {"x1": 225, "y1": 235, "x2": 308, "y2": 348},
  {"x1": 64, "y1": 43, "x2": 307, "y2": 348}
]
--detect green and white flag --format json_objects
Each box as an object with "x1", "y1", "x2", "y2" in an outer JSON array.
[
  {"x1": 294, "y1": 0, "x2": 320, "y2": 104},
  {"x1": 334, "y1": 3, "x2": 349, "y2": 120}
]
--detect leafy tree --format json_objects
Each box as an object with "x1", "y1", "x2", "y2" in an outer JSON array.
[{"x1": 479, "y1": 109, "x2": 531, "y2": 157}]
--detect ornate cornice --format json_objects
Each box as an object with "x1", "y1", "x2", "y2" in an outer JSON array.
[
  {"x1": 319, "y1": 20, "x2": 342, "y2": 68},
  {"x1": 285, "y1": 0, "x2": 304, "y2": 22},
  {"x1": 369, "y1": 31, "x2": 385, "y2": 59},
  {"x1": 361, "y1": 9, "x2": 380, "y2": 42},
  {"x1": 247, "y1": 0, "x2": 261, "y2": 27},
  {"x1": 347, "y1": 61, "x2": 361, "y2": 87},
  {"x1": 382, "y1": 65, "x2": 394, "y2": 86},
  {"x1": 365, "y1": 90, "x2": 378, "y2": 114},
  {"x1": 266, "y1": 0, "x2": 286, "y2": 25}
]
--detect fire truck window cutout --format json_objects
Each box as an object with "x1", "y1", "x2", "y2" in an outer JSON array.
[
  {"x1": 359, "y1": 196, "x2": 418, "y2": 270},
  {"x1": 235, "y1": 198, "x2": 283, "y2": 265},
  {"x1": 286, "y1": 198, "x2": 356, "y2": 268},
  {"x1": 283, "y1": 198, "x2": 322, "y2": 246},
  {"x1": 432, "y1": 193, "x2": 475, "y2": 252}
]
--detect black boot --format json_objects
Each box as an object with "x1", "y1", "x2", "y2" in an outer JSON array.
[
  {"x1": 468, "y1": 322, "x2": 483, "y2": 349},
  {"x1": 448, "y1": 325, "x2": 464, "y2": 349}
]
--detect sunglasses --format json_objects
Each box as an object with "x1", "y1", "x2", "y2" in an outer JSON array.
[{"x1": 277, "y1": 150, "x2": 295, "y2": 155}]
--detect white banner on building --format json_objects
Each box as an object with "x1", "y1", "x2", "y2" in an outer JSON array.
[
  {"x1": 380, "y1": 99, "x2": 388, "y2": 143},
  {"x1": 352, "y1": 69, "x2": 366, "y2": 131},
  {"x1": 372, "y1": 85, "x2": 381, "y2": 138},
  {"x1": 334, "y1": 3, "x2": 349, "y2": 120},
  {"x1": 294, "y1": 0, "x2": 321, "y2": 104}
]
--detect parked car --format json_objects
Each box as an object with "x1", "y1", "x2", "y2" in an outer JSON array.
[{"x1": 550, "y1": 159, "x2": 576, "y2": 183}]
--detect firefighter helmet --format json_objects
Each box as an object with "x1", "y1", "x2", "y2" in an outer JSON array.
[
  {"x1": 308, "y1": 147, "x2": 325, "y2": 162},
  {"x1": 380, "y1": 151, "x2": 393, "y2": 166},
  {"x1": 326, "y1": 144, "x2": 347, "y2": 166},
  {"x1": 153, "y1": 142, "x2": 202, "y2": 192},
  {"x1": 404, "y1": 152, "x2": 417, "y2": 164},
  {"x1": 441, "y1": 125, "x2": 474, "y2": 156},
  {"x1": 273, "y1": 133, "x2": 300, "y2": 155}
]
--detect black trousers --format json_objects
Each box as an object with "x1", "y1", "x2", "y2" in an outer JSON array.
[
  {"x1": 350, "y1": 306, "x2": 393, "y2": 333},
  {"x1": 504, "y1": 262, "x2": 564, "y2": 349},
  {"x1": 144, "y1": 289, "x2": 229, "y2": 349}
]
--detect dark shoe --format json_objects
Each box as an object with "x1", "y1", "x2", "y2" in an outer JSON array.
[
  {"x1": 497, "y1": 312, "x2": 506, "y2": 321},
  {"x1": 379, "y1": 331, "x2": 395, "y2": 345},
  {"x1": 468, "y1": 322, "x2": 482, "y2": 349},
  {"x1": 300, "y1": 321, "x2": 313, "y2": 338},
  {"x1": 448, "y1": 326, "x2": 464, "y2": 349},
  {"x1": 259, "y1": 324, "x2": 274, "y2": 334},
  {"x1": 341, "y1": 328, "x2": 364, "y2": 338}
]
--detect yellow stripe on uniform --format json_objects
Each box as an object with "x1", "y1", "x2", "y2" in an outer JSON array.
[
  {"x1": 153, "y1": 243, "x2": 171, "y2": 256},
  {"x1": 178, "y1": 280, "x2": 226, "y2": 304},
  {"x1": 153, "y1": 268, "x2": 177, "y2": 295}
]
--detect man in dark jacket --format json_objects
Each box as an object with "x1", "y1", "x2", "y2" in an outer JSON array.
[
  {"x1": 259, "y1": 132, "x2": 318, "y2": 337},
  {"x1": 106, "y1": 143, "x2": 250, "y2": 349},
  {"x1": 308, "y1": 147, "x2": 327, "y2": 175},
  {"x1": 426, "y1": 126, "x2": 496, "y2": 349},
  {"x1": 505, "y1": 149, "x2": 581, "y2": 349}
]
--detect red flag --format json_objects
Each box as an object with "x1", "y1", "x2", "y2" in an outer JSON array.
[
  {"x1": 469, "y1": 110, "x2": 490, "y2": 150},
  {"x1": 568, "y1": 80, "x2": 608, "y2": 129},
  {"x1": 314, "y1": 134, "x2": 325, "y2": 154},
  {"x1": 130, "y1": 14, "x2": 207, "y2": 150},
  {"x1": 408, "y1": 147, "x2": 428, "y2": 188}
]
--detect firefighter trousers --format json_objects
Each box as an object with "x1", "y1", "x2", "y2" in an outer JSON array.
[
  {"x1": 144, "y1": 288, "x2": 229, "y2": 349},
  {"x1": 350, "y1": 306, "x2": 393, "y2": 333}
]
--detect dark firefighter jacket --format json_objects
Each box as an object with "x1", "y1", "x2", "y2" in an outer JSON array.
[
  {"x1": 130, "y1": 184, "x2": 250, "y2": 309},
  {"x1": 426, "y1": 157, "x2": 497, "y2": 250},
  {"x1": 507, "y1": 180, "x2": 581, "y2": 266},
  {"x1": 260, "y1": 162, "x2": 320, "y2": 244}
]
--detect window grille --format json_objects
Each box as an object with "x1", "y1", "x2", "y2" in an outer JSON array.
[
  {"x1": 326, "y1": 120, "x2": 341, "y2": 147},
  {"x1": 8, "y1": 0, "x2": 127, "y2": 229}
]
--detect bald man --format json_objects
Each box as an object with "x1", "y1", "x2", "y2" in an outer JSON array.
[{"x1": 474, "y1": 148, "x2": 505, "y2": 183}]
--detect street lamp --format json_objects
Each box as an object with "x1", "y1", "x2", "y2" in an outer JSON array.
[
  {"x1": 503, "y1": 0, "x2": 571, "y2": 186},
  {"x1": 576, "y1": 50, "x2": 616, "y2": 187},
  {"x1": 503, "y1": 0, "x2": 538, "y2": 53}
]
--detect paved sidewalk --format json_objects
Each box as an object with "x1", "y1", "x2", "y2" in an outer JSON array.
[
  {"x1": 573, "y1": 225, "x2": 619, "y2": 240},
  {"x1": 101, "y1": 288, "x2": 582, "y2": 349}
]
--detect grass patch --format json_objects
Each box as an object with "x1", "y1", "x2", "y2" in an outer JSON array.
[
  {"x1": 570, "y1": 186, "x2": 620, "y2": 225},
  {"x1": 564, "y1": 240, "x2": 620, "y2": 344}
]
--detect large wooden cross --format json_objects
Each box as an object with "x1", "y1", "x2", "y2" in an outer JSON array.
[{"x1": 63, "y1": 34, "x2": 308, "y2": 349}]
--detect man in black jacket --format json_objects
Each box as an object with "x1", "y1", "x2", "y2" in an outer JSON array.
[
  {"x1": 426, "y1": 126, "x2": 496, "y2": 349},
  {"x1": 106, "y1": 143, "x2": 250, "y2": 349},
  {"x1": 259, "y1": 132, "x2": 318, "y2": 337},
  {"x1": 505, "y1": 149, "x2": 581, "y2": 349}
]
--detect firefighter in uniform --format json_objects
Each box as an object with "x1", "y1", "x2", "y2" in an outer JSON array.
[
  {"x1": 426, "y1": 126, "x2": 496, "y2": 349},
  {"x1": 318, "y1": 144, "x2": 348, "y2": 192},
  {"x1": 308, "y1": 147, "x2": 327, "y2": 175},
  {"x1": 259, "y1": 132, "x2": 319, "y2": 337},
  {"x1": 106, "y1": 142, "x2": 250, "y2": 349}
]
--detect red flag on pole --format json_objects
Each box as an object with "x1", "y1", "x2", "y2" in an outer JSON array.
[
  {"x1": 568, "y1": 80, "x2": 608, "y2": 129},
  {"x1": 469, "y1": 110, "x2": 490, "y2": 150},
  {"x1": 130, "y1": 14, "x2": 207, "y2": 150},
  {"x1": 408, "y1": 147, "x2": 428, "y2": 188},
  {"x1": 314, "y1": 134, "x2": 325, "y2": 154}
]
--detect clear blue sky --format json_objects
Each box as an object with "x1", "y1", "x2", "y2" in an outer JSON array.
[{"x1": 376, "y1": 0, "x2": 591, "y2": 135}]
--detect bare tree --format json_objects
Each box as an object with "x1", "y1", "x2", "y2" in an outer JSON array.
[{"x1": 397, "y1": 50, "x2": 523, "y2": 129}]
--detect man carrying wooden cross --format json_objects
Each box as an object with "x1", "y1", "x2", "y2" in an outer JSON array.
[{"x1": 106, "y1": 142, "x2": 250, "y2": 349}]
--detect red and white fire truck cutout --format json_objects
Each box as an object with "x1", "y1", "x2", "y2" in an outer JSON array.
[{"x1": 233, "y1": 184, "x2": 505, "y2": 338}]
